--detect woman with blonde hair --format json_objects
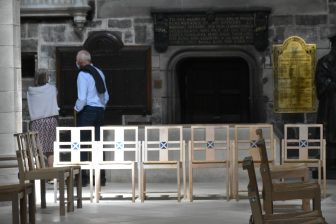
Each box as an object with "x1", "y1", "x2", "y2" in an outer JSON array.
[{"x1": 27, "y1": 69, "x2": 59, "y2": 167}]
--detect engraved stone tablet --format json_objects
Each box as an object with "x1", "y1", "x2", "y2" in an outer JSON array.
[
  {"x1": 152, "y1": 9, "x2": 270, "y2": 52},
  {"x1": 272, "y1": 36, "x2": 317, "y2": 113}
]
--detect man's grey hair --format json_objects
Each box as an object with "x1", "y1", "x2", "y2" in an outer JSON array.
[{"x1": 77, "y1": 50, "x2": 91, "y2": 62}]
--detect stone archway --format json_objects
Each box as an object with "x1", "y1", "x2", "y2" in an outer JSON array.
[{"x1": 166, "y1": 49, "x2": 262, "y2": 124}]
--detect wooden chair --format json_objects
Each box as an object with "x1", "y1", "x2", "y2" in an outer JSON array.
[
  {"x1": 232, "y1": 124, "x2": 309, "y2": 202},
  {"x1": 15, "y1": 132, "x2": 73, "y2": 216},
  {"x1": 141, "y1": 125, "x2": 186, "y2": 202},
  {"x1": 54, "y1": 126, "x2": 96, "y2": 202},
  {"x1": 95, "y1": 126, "x2": 140, "y2": 203},
  {"x1": 255, "y1": 129, "x2": 322, "y2": 215},
  {"x1": 28, "y1": 131, "x2": 82, "y2": 210},
  {"x1": 243, "y1": 156, "x2": 327, "y2": 224},
  {"x1": 0, "y1": 155, "x2": 35, "y2": 224},
  {"x1": 282, "y1": 124, "x2": 327, "y2": 197},
  {"x1": 232, "y1": 124, "x2": 276, "y2": 199},
  {"x1": 189, "y1": 125, "x2": 230, "y2": 201}
]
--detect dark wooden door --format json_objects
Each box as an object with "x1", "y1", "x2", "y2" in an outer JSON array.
[
  {"x1": 178, "y1": 57, "x2": 250, "y2": 124},
  {"x1": 56, "y1": 32, "x2": 152, "y2": 125}
]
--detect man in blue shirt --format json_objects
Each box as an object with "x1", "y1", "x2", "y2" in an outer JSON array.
[{"x1": 75, "y1": 49, "x2": 109, "y2": 186}]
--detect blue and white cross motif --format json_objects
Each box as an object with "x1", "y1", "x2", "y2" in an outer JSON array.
[
  {"x1": 160, "y1": 141, "x2": 168, "y2": 149},
  {"x1": 116, "y1": 142, "x2": 124, "y2": 150},
  {"x1": 250, "y1": 140, "x2": 257, "y2": 148},
  {"x1": 207, "y1": 141, "x2": 215, "y2": 149},
  {"x1": 71, "y1": 142, "x2": 80, "y2": 150},
  {"x1": 299, "y1": 140, "x2": 308, "y2": 148}
]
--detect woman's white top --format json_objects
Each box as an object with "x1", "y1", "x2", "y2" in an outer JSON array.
[{"x1": 27, "y1": 83, "x2": 59, "y2": 121}]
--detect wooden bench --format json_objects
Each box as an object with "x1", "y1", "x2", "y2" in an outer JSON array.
[
  {"x1": 0, "y1": 155, "x2": 35, "y2": 224},
  {"x1": 15, "y1": 132, "x2": 74, "y2": 216},
  {"x1": 243, "y1": 156, "x2": 326, "y2": 224}
]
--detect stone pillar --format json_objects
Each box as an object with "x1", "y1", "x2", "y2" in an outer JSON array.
[{"x1": 0, "y1": 0, "x2": 22, "y2": 155}]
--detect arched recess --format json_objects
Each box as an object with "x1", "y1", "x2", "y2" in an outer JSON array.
[{"x1": 166, "y1": 48, "x2": 262, "y2": 124}]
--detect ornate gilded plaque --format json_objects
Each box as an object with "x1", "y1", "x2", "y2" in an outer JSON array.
[{"x1": 272, "y1": 36, "x2": 316, "y2": 113}]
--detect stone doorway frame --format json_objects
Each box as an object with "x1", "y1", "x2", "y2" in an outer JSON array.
[{"x1": 164, "y1": 46, "x2": 263, "y2": 124}]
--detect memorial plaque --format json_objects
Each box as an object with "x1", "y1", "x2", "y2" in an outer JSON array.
[
  {"x1": 152, "y1": 9, "x2": 270, "y2": 52},
  {"x1": 272, "y1": 36, "x2": 317, "y2": 113}
]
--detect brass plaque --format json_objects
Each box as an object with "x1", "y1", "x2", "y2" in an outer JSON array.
[{"x1": 272, "y1": 36, "x2": 317, "y2": 113}]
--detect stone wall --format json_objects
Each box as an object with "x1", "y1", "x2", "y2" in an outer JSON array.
[{"x1": 20, "y1": 0, "x2": 336, "y2": 134}]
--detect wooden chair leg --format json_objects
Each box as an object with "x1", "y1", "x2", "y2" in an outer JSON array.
[
  {"x1": 177, "y1": 163, "x2": 181, "y2": 202},
  {"x1": 141, "y1": 168, "x2": 145, "y2": 203},
  {"x1": 189, "y1": 164, "x2": 193, "y2": 202},
  {"x1": 313, "y1": 193, "x2": 321, "y2": 212},
  {"x1": 263, "y1": 190, "x2": 273, "y2": 215},
  {"x1": 183, "y1": 157, "x2": 186, "y2": 200},
  {"x1": 95, "y1": 168, "x2": 101, "y2": 203},
  {"x1": 20, "y1": 192, "x2": 27, "y2": 224},
  {"x1": 132, "y1": 164, "x2": 135, "y2": 203},
  {"x1": 12, "y1": 194, "x2": 19, "y2": 224},
  {"x1": 40, "y1": 179, "x2": 46, "y2": 209},
  {"x1": 77, "y1": 171, "x2": 82, "y2": 208},
  {"x1": 29, "y1": 186, "x2": 36, "y2": 224},
  {"x1": 90, "y1": 168, "x2": 94, "y2": 203},
  {"x1": 226, "y1": 163, "x2": 230, "y2": 201},
  {"x1": 67, "y1": 173, "x2": 74, "y2": 212},
  {"x1": 58, "y1": 174, "x2": 65, "y2": 216},
  {"x1": 54, "y1": 178, "x2": 57, "y2": 203}
]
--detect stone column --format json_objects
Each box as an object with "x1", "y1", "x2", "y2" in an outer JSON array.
[{"x1": 0, "y1": 0, "x2": 22, "y2": 155}]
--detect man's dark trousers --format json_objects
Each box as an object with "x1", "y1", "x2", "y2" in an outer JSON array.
[{"x1": 77, "y1": 105, "x2": 106, "y2": 186}]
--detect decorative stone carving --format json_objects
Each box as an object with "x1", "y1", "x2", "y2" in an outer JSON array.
[{"x1": 20, "y1": 0, "x2": 91, "y2": 32}]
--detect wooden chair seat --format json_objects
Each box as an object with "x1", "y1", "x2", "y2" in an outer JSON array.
[
  {"x1": 143, "y1": 161, "x2": 180, "y2": 165},
  {"x1": 192, "y1": 160, "x2": 227, "y2": 164},
  {"x1": 242, "y1": 156, "x2": 327, "y2": 224}
]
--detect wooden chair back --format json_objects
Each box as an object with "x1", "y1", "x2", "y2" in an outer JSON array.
[
  {"x1": 190, "y1": 125, "x2": 230, "y2": 162},
  {"x1": 98, "y1": 126, "x2": 139, "y2": 163},
  {"x1": 232, "y1": 124, "x2": 275, "y2": 199},
  {"x1": 15, "y1": 132, "x2": 35, "y2": 175},
  {"x1": 29, "y1": 131, "x2": 47, "y2": 169},
  {"x1": 96, "y1": 126, "x2": 139, "y2": 202},
  {"x1": 15, "y1": 132, "x2": 46, "y2": 175},
  {"x1": 282, "y1": 124, "x2": 326, "y2": 196},
  {"x1": 143, "y1": 125, "x2": 184, "y2": 163},
  {"x1": 141, "y1": 125, "x2": 185, "y2": 202},
  {"x1": 242, "y1": 156, "x2": 263, "y2": 223},
  {"x1": 189, "y1": 125, "x2": 230, "y2": 201},
  {"x1": 255, "y1": 129, "x2": 274, "y2": 201},
  {"x1": 54, "y1": 126, "x2": 97, "y2": 166}
]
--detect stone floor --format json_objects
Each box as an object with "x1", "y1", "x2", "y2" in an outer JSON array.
[{"x1": 0, "y1": 180, "x2": 336, "y2": 224}]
